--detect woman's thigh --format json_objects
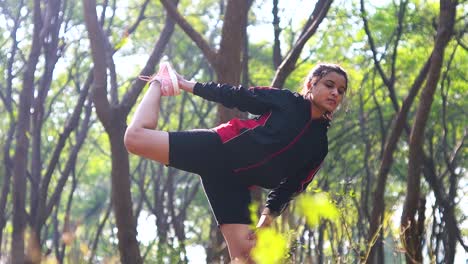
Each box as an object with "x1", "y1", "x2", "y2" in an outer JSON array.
[
  {"x1": 168, "y1": 129, "x2": 224, "y2": 174},
  {"x1": 200, "y1": 174, "x2": 252, "y2": 225}
]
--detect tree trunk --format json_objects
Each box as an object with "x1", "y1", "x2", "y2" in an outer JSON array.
[
  {"x1": 109, "y1": 126, "x2": 143, "y2": 263},
  {"x1": 401, "y1": 1, "x2": 457, "y2": 262},
  {"x1": 0, "y1": 113, "x2": 14, "y2": 258},
  {"x1": 84, "y1": 0, "x2": 177, "y2": 261},
  {"x1": 82, "y1": 0, "x2": 142, "y2": 262},
  {"x1": 11, "y1": 0, "x2": 43, "y2": 262},
  {"x1": 0, "y1": 0, "x2": 24, "y2": 255},
  {"x1": 366, "y1": 57, "x2": 431, "y2": 263},
  {"x1": 159, "y1": 0, "x2": 249, "y2": 261}
]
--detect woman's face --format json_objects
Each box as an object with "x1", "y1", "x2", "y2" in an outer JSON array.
[{"x1": 309, "y1": 71, "x2": 347, "y2": 114}]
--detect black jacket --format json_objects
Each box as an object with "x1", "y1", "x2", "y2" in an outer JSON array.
[{"x1": 194, "y1": 82, "x2": 329, "y2": 216}]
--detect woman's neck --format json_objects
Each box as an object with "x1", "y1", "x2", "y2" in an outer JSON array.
[{"x1": 310, "y1": 101, "x2": 325, "y2": 119}]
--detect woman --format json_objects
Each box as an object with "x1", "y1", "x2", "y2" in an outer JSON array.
[{"x1": 124, "y1": 62, "x2": 348, "y2": 262}]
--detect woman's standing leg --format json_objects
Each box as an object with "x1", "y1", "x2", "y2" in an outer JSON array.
[
  {"x1": 124, "y1": 82, "x2": 170, "y2": 164},
  {"x1": 220, "y1": 224, "x2": 256, "y2": 263}
]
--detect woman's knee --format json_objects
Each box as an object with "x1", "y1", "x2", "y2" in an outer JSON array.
[
  {"x1": 220, "y1": 224, "x2": 256, "y2": 259},
  {"x1": 124, "y1": 126, "x2": 170, "y2": 163},
  {"x1": 123, "y1": 126, "x2": 142, "y2": 154}
]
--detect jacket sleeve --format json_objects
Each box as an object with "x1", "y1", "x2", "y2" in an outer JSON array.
[
  {"x1": 193, "y1": 82, "x2": 283, "y2": 115},
  {"x1": 265, "y1": 161, "x2": 324, "y2": 217}
]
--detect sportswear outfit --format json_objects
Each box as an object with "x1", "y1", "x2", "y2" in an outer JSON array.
[{"x1": 168, "y1": 82, "x2": 329, "y2": 225}]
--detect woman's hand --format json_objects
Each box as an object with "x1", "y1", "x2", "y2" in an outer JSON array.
[
  {"x1": 250, "y1": 210, "x2": 274, "y2": 241},
  {"x1": 256, "y1": 208, "x2": 274, "y2": 229},
  {"x1": 176, "y1": 73, "x2": 196, "y2": 93},
  {"x1": 256, "y1": 213, "x2": 274, "y2": 229}
]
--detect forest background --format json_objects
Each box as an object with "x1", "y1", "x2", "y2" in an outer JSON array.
[{"x1": 0, "y1": 0, "x2": 466, "y2": 263}]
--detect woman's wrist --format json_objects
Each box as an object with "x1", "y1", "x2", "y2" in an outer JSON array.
[
  {"x1": 261, "y1": 207, "x2": 272, "y2": 215},
  {"x1": 256, "y1": 213, "x2": 273, "y2": 228},
  {"x1": 256, "y1": 207, "x2": 275, "y2": 228},
  {"x1": 179, "y1": 79, "x2": 196, "y2": 93}
]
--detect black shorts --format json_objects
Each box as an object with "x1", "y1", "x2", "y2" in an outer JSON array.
[{"x1": 168, "y1": 129, "x2": 252, "y2": 225}]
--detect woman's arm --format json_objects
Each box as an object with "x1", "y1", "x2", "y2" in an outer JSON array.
[
  {"x1": 264, "y1": 160, "x2": 324, "y2": 218},
  {"x1": 176, "y1": 74, "x2": 283, "y2": 115},
  {"x1": 178, "y1": 77, "x2": 196, "y2": 93}
]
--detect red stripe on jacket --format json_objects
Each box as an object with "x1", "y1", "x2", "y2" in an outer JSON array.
[
  {"x1": 233, "y1": 119, "x2": 313, "y2": 173},
  {"x1": 299, "y1": 162, "x2": 323, "y2": 192},
  {"x1": 214, "y1": 111, "x2": 272, "y2": 143}
]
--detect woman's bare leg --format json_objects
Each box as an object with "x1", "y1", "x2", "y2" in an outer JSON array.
[
  {"x1": 220, "y1": 224, "x2": 256, "y2": 263},
  {"x1": 124, "y1": 82, "x2": 169, "y2": 164}
]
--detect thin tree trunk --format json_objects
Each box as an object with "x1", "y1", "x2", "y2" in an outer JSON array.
[
  {"x1": 360, "y1": 2, "x2": 416, "y2": 258},
  {"x1": 88, "y1": 201, "x2": 112, "y2": 264},
  {"x1": 0, "y1": 0, "x2": 23, "y2": 254},
  {"x1": 30, "y1": 0, "x2": 63, "y2": 247},
  {"x1": 272, "y1": 0, "x2": 282, "y2": 68},
  {"x1": 401, "y1": 1, "x2": 457, "y2": 262},
  {"x1": 159, "y1": 0, "x2": 250, "y2": 261},
  {"x1": 82, "y1": 0, "x2": 141, "y2": 262},
  {"x1": 317, "y1": 221, "x2": 326, "y2": 263},
  {"x1": 366, "y1": 56, "x2": 431, "y2": 263},
  {"x1": 11, "y1": 0, "x2": 43, "y2": 262},
  {"x1": 83, "y1": 0, "x2": 177, "y2": 261},
  {"x1": 271, "y1": 0, "x2": 333, "y2": 88}
]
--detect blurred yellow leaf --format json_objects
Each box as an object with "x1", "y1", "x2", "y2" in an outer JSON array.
[
  {"x1": 249, "y1": 202, "x2": 259, "y2": 228},
  {"x1": 252, "y1": 229, "x2": 287, "y2": 264},
  {"x1": 115, "y1": 34, "x2": 129, "y2": 50},
  {"x1": 296, "y1": 192, "x2": 339, "y2": 227},
  {"x1": 42, "y1": 256, "x2": 59, "y2": 264},
  {"x1": 80, "y1": 242, "x2": 89, "y2": 257}
]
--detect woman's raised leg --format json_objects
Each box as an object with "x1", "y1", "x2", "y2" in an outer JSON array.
[{"x1": 124, "y1": 82, "x2": 170, "y2": 164}]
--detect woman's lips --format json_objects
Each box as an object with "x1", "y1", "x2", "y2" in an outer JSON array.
[{"x1": 327, "y1": 99, "x2": 337, "y2": 106}]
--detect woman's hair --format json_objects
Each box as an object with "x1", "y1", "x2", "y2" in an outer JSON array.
[{"x1": 300, "y1": 63, "x2": 348, "y2": 96}]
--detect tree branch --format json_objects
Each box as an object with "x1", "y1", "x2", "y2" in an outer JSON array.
[
  {"x1": 120, "y1": 0, "x2": 178, "y2": 115},
  {"x1": 83, "y1": 0, "x2": 112, "y2": 129},
  {"x1": 38, "y1": 72, "x2": 92, "y2": 225},
  {"x1": 271, "y1": 0, "x2": 333, "y2": 88},
  {"x1": 360, "y1": 0, "x2": 400, "y2": 111},
  {"x1": 126, "y1": 0, "x2": 151, "y2": 36},
  {"x1": 160, "y1": 0, "x2": 217, "y2": 66},
  {"x1": 44, "y1": 97, "x2": 92, "y2": 223},
  {"x1": 389, "y1": 0, "x2": 408, "y2": 85}
]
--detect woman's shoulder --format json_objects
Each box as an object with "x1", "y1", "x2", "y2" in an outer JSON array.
[
  {"x1": 250, "y1": 86, "x2": 308, "y2": 110},
  {"x1": 252, "y1": 86, "x2": 303, "y2": 98}
]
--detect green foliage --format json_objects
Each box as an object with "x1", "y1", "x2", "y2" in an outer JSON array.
[{"x1": 249, "y1": 42, "x2": 277, "y2": 86}]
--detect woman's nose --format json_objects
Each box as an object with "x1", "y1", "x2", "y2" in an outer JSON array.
[{"x1": 330, "y1": 87, "x2": 338, "y2": 96}]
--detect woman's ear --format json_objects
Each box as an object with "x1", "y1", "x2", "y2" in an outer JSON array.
[
  {"x1": 308, "y1": 76, "x2": 319, "y2": 91},
  {"x1": 306, "y1": 81, "x2": 313, "y2": 91}
]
